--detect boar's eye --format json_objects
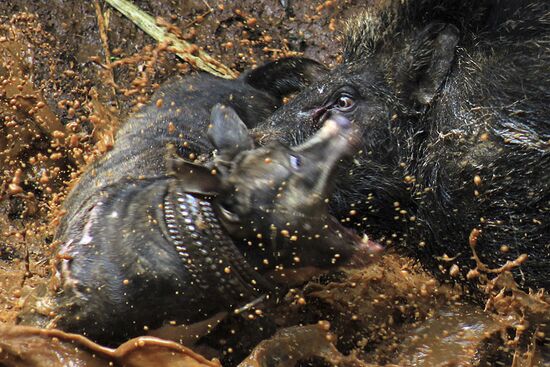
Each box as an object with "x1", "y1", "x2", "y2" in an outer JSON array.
[
  {"x1": 334, "y1": 94, "x2": 355, "y2": 111},
  {"x1": 289, "y1": 154, "x2": 302, "y2": 170}
]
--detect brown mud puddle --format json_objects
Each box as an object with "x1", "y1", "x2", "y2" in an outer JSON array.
[
  {"x1": 0, "y1": 325, "x2": 221, "y2": 367},
  {"x1": 0, "y1": 1, "x2": 548, "y2": 366},
  {"x1": 2, "y1": 254, "x2": 547, "y2": 366}
]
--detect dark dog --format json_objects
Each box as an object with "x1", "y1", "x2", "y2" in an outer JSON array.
[
  {"x1": 57, "y1": 57, "x2": 326, "y2": 238},
  {"x1": 18, "y1": 102, "x2": 379, "y2": 344}
]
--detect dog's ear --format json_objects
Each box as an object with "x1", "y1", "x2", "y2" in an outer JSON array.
[
  {"x1": 166, "y1": 144, "x2": 221, "y2": 195},
  {"x1": 208, "y1": 104, "x2": 254, "y2": 160}
]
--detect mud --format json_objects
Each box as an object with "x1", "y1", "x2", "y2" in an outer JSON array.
[
  {"x1": 0, "y1": 324, "x2": 221, "y2": 367},
  {"x1": 0, "y1": 1, "x2": 548, "y2": 366}
]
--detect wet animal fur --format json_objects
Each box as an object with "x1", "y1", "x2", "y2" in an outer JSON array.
[{"x1": 260, "y1": 0, "x2": 549, "y2": 290}]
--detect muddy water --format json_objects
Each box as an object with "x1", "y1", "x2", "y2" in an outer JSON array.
[
  {"x1": 0, "y1": 1, "x2": 548, "y2": 366},
  {"x1": 392, "y1": 305, "x2": 503, "y2": 366},
  {"x1": 0, "y1": 325, "x2": 221, "y2": 367},
  {"x1": 0, "y1": 305, "x2": 506, "y2": 367}
]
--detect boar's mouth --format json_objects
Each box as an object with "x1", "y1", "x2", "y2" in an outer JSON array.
[
  {"x1": 267, "y1": 116, "x2": 382, "y2": 282},
  {"x1": 339, "y1": 222, "x2": 384, "y2": 268},
  {"x1": 321, "y1": 215, "x2": 383, "y2": 267},
  {"x1": 265, "y1": 218, "x2": 383, "y2": 286}
]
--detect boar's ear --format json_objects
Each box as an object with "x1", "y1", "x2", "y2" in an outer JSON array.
[
  {"x1": 166, "y1": 144, "x2": 221, "y2": 195},
  {"x1": 208, "y1": 104, "x2": 253, "y2": 159},
  {"x1": 243, "y1": 57, "x2": 327, "y2": 99},
  {"x1": 397, "y1": 23, "x2": 459, "y2": 108}
]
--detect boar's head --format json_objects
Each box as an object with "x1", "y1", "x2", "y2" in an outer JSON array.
[{"x1": 258, "y1": 5, "x2": 462, "y2": 250}]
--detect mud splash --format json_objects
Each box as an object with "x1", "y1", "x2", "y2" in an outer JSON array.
[
  {"x1": 0, "y1": 1, "x2": 548, "y2": 367},
  {"x1": 0, "y1": 325, "x2": 220, "y2": 367}
]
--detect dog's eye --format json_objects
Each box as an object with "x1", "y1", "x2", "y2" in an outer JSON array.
[{"x1": 289, "y1": 154, "x2": 302, "y2": 170}]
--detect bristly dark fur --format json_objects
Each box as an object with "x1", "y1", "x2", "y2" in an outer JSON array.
[
  {"x1": 343, "y1": 0, "x2": 546, "y2": 62},
  {"x1": 261, "y1": 0, "x2": 549, "y2": 290}
]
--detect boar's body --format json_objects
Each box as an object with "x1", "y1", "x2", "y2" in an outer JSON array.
[
  {"x1": 47, "y1": 109, "x2": 367, "y2": 344},
  {"x1": 19, "y1": 58, "x2": 378, "y2": 345},
  {"x1": 260, "y1": 0, "x2": 550, "y2": 290}
]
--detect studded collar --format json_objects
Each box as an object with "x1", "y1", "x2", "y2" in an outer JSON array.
[{"x1": 162, "y1": 183, "x2": 278, "y2": 316}]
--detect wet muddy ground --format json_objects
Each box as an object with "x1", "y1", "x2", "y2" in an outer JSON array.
[{"x1": 0, "y1": 1, "x2": 548, "y2": 366}]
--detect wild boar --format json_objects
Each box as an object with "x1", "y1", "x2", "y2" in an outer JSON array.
[{"x1": 259, "y1": 0, "x2": 550, "y2": 290}]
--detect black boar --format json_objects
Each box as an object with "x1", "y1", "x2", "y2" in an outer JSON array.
[
  {"x1": 19, "y1": 104, "x2": 379, "y2": 344},
  {"x1": 259, "y1": 0, "x2": 549, "y2": 290}
]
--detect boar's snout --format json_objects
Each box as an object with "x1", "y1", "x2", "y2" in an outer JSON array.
[
  {"x1": 291, "y1": 113, "x2": 360, "y2": 201},
  {"x1": 267, "y1": 115, "x2": 378, "y2": 269}
]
